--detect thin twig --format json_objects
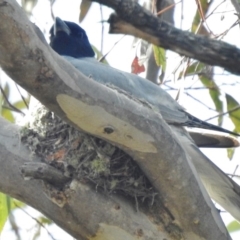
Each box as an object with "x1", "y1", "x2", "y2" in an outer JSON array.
[
  {"x1": 99, "y1": 35, "x2": 126, "y2": 62},
  {"x1": 0, "y1": 85, "x2": 24, "y2": 115},
  {"x1": 14, "y1": 202, "x2": 57, "y2": 240},
  {"x1": 164, "y1": 83, "x2": 217, "y2": 111},
  {"x1": 195, "y1": 0, "x2": 215, "y2": 36},
  {"x1": 205, "y1": 0, "x2": 226, "y2": 20},
  {"x1": 205, "y1": 105, "x2": 240, "y2": 121},
  {"x1": 185, "y1": 92, "x2": 216, "y2": 111},
  {"x1": 156, "y1": 0, "x2": 181, "y2": 16},
  {"x1": 99, "y1": 4, "x2": 104, "y2": 54},
  {"x1": 15, "y1": 83, "x2": 29, "y2": 109}
]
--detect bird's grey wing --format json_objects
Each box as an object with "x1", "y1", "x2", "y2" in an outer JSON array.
[
  {"x1": 63, "y1": 56, "x2": 188, "y2": 125},
  {"x1": 172, "y1": 126, "x2": 240, "y2": 221},
  {"x1": 188, "y1": 129, "x2": 240, "y2": 148}
]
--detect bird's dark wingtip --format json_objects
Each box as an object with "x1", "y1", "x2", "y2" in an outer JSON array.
[{"x1": 186, "y1": 113, "x2": 240, "y2": 137}]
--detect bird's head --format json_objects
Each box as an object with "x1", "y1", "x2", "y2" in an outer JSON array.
[{"x1": 49, "y1": 17, "x2": 95, "y2": 58}]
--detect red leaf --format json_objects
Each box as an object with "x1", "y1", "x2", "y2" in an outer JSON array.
[{"x1": 131, "y1": 56, "x2": 145, "y2": 74}]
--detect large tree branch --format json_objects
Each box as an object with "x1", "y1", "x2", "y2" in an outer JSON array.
[
  {"x1": 0, "y1": 0, "x2": 231, "y2": 239},
  {"x1": 90, "y1": 0, "x2": 240, "y2": 75},
  {"x1": 0, "y1": 117, "x2": 170, "y2": 239}
]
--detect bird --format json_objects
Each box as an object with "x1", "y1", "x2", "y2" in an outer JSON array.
[
  {"x1": 50, "y1": 18, "x2": 240, "y2": 148},
  {"x1": 49, "y1": 18, "x2": 239, "y2": 138},
  {"x1": 49, "y1": 17, "x2": 240, "y2": 222}
]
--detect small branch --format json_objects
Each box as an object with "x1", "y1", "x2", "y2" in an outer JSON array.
[
  {"x1": 205, "y1": 105, "x2": 240, "y2": 122},
  {"x1": 0, "y1": 85, "x2": 24, "y2": 114},
  {"x1": 20, "y1": 162, "x2": 71, "y2": 186},
  {"x1": 185, "y1": 91, "x2": 216, "y2": 111},
  {"x1": 14, "y1": 202, "x2": 57, "y2": 240}
]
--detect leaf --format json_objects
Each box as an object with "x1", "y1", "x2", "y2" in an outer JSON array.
[
  {"x1": 0, "y1": 195, "x2": 24, "y2": 234},
  {"x1": 1, "y1": 108, "x2": 15, "y2": 123},
  {"x1": 227, "y1": 148, "x2": 235, "y2": 160},
  {"x1": 0, "y1": 89, "x2": 2, "y2": 114},
  {"x1": 91, "y1": 45, "x2": 109, "y2": 64},
  {"x1": 178, "y1": 62, "x2": 224, "y2": 125},
  {"x1": 13, "y1": 99, "x2": 30, "y2": 110},
  {"x1": 21, "y1": 0, "x2": 38, "y2": 15},
  {"x1": 3, "y1": 82, "x2": 10, "y2": 100},
  {"x1": 191, "y1": 0, "x2": 211, "y2": 35},
  {"x1": 200, "y1": 75, "x2": 223, "y2": 125},
  {"x1": 131, "y1": 56, "x2": 145, "y2": 74},
  {"x1": 12, "y1": 199, "x2": 25, "y2": 210},
  {"x1": 152, "y1": 45, "x2": 166, "y2": 72},
  {"x1": 38, "y1": 216, "x2": 52, "y2": 225},
  {"x1": 226, "y1": 94, "x2": 240, "y2": 132},
  {"x1": 0, "y1": 193, "x2": 11, "y2": 233},
  {"x1": 178, "y1": 62, "x2": 213, "y2": 80},
  {"x1": 227, "y1": 220, "x2": 240, "y2": 233},
  {"x1": 0, "y1": 82, "x2": 10, "y2": 107},
  {"x1": 79, "y1": 0, "x2": 92, "y2": 23}
]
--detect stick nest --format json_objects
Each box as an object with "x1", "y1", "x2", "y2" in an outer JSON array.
[{"x1": 21, "y1": 103, "x2": 157, "y2": 205}]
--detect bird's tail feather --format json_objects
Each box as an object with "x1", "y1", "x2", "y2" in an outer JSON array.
[
  {"x1": 186, "y1": 113, "x2": 240, "y2": 137},
  {"x1": 173, "y1": 126, "x2": 240, "y2": 222}
]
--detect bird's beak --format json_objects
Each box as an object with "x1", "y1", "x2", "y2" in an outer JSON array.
[{"x1": 54, "y1": 17, "x2": 71, "y2": 36}]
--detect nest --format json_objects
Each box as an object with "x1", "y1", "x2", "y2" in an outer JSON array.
[{"x1": 21, "y1": 103, "x2": 158, "y2": 205}]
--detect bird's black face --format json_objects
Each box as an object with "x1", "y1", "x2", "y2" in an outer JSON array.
[{"x1": 49, "y1": 18, "x2": 95, "y2": 58}]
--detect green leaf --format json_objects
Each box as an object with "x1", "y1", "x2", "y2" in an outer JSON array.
[
  {"x1": 178, "y1": 62, "x2": 205, "y2": 79},
  {"x1": 2, "y1": 108, "x2": 15, "y2": 123},
  {"x1": 38, "y1": 216, "x2": 52, "y2": 225},
  {"x1": 0, "y1": 83, "x2": 9, "y2": 111},
  {"x1": 13, "y1": 98, "x2": 30, "y2": 110},
  {"x1": 191, "y1": 0, "x2": 211, "y2": 34},
  {"x1": 79, "y1": 0, "x2": 92, "y2": 22},
  {"x1": 200, "y1": 76, "x2": 223, "y2": 125},
  {"x1": 91, "y1": 45, "x2": 109, "y2": 65},
  {"x1": 0, "y1": 193, "x2": 11, "y2": 233},
  {"x1": 178, "y1": 61, "x2": 223, "y2": 125},
  {"x1": 0, "y1": 195, "x2": 25, "y2": 234},
  {"x1": 152, "y1": 45, "x2": 166, "y2": 72},
  {"x1": 3, "y1": 83, "x2": 10, "y2": 100},
  {"x1": 12, "y1": 199, "x2": 25, "y2": 210},
  {"x1": 226, "y1": 94, "x2": 240, "y2": 132},
  {"x1": 0, "y1": 90, "x2": 2, "y2": 114},
  {"x1": 227, "y1": 220, "x2": 240, "y2": 233},
  {"x1": 227, "y1": 148, "x2": 235, "y2": 160}
]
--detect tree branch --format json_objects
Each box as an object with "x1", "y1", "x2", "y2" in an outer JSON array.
[{"x1": 90, "y1": 0, "x2": 240, "y2": 75}]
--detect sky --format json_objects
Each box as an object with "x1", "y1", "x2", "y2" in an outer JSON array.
[{"x1": 1, "y1": 0, "x2": 240, "y2": 239}]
